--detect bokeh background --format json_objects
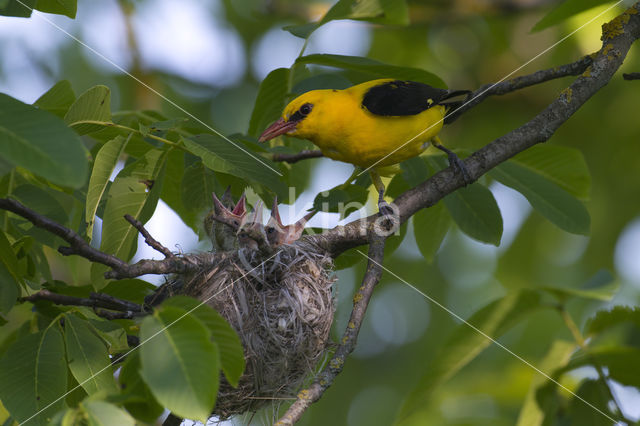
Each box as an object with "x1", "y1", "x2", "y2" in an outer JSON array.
[{"x1": 1, "y1": 0, "x2": 640, "y2": 424}]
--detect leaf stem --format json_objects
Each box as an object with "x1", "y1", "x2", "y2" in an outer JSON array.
[
  {"x1": 70, "y1": 120, "x2": 182, "y2": 148},
  {"x1": 558, "y1": 306, "x2": 631, "y2": 424}
]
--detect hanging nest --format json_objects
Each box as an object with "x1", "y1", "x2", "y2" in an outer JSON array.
[{"x1": 179, "y1": 240, "x2": 336, "y2": 418}]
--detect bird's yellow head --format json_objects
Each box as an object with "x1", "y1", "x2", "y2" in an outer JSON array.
[{"x1": 258, "y1": 90, "x2": 333, "y2": 143}]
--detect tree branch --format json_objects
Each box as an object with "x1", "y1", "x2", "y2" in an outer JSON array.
[
  {"x1": 623, "y1": 72, "x2": 640, "y2": 80},
  {"x1": 445, "y1": 54, "x2": 594, "y2": 123},
  {"x1": 124, "y1": 214, "x2": 174, "y2": 258},
  {"x1": 1, "y1": 7, "x2": 639, "y2": 425},
  {"x1": 20, "y1": 289, "x2": 146, "y2": 319},
  {"x1": 309, "y1": 3, "x2": 640, "y2": 258},
  {"x1": 275, "y1": 232, "x2": 386, "y2": 425},
  {"x1": 0, "y1": 197, "x2": 211, "y2": 280},
  {"x1": 272, "y1": 150, "x2": 324, "y2": 163},
  {"x1": 0, "y1": 198, "x2": 127, "y2": 270}
]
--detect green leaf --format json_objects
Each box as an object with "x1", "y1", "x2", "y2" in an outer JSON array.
[
  {"x1": 566, "y1": 379, "x2": 613, "y2": 426},
  {"x1": 85, "y1": 135, "x2": 129, "y2": 241},
  {"x1": 33, "y1": 0, "x2": 76, "y2": 17},
  {"x1": 0, "y1": 326, "x2": 67, "y2": 426},
  {"x1": 64, "y1": 313, "x2": 118, "y2": 395},
  {"x1": 0, "y1": 261, "x2": 19, "y2": 314},
  {"x1": 532, "y1": 0, "x2": 612, "y2": 32},
  {"x1": 510, "y1": 145, "x2": 591, "y2": 200},
  {"x1": 0, "y1": 0, "x2": 35, "y2": 17},
  {"x1": 0, "y1": 229, "x2": 24, "y2": 287},
  {"x1": 161, "y1": 296, "x2": 245, "y2": 387},
  {"x1": 586, "y1": 305, "x2": 640, "y2": 336},
  {"x1": 100, "y1": 149, "x2": 166, "y2": 260},
  {"x1": 333, "y1": 246, "x2": 366, "y2": 270},
  {"x1": 292, "y1": 73, "x2": 354, "y2": 94},
  {"x1": 91, "y1": 148, "x2": 167, "y2": 287},
  {"x1": 101, "y1": 279, "x2": 155, "y2": 305},
  {"x1": 313, "y1": 184, "x2": 369, "y2": 216},
  {"x1": 11, "y1": 185, "x2": 69, "y2": 247},
  {"x1": 516, "y1": 340, "x2": 576, "y2": 426},
  {"x1": 400, "y1": 156, "x2": 431, "y2": 186},
  {"x1": 541, "y1": 269, "x2": 618, "y2": 302},
  {"x1": 0, "y1": 93, "x2": 88, "y2": 188},
  {"x1": 64, "y1": 85, "x2": 112, "y2": 135},
  {"x1": 159, "y1": 149, "x2": 199, "y2": 232},
  {"x1": 33, "y1": 80, "x2": 76, "y2": 118},
  {"x1": 557, "y1": 346, "x2": 640, "y2": 388},
  {"x1": 180, "y1": 161, "x2": 218, "y2": 213},
  {"x1": 248, "y1": 68, "x2": 290, "y2": 138},
  {"x1": 140, "y1": 305, "x2": 220, "y2": 423},
  {"x1": 118, "y1": 352, "x2": 164, "y2": 423},
  {"x1": 413, "y1": 202, "x2": 451, "y2": 262},
  {"x1": 295, "y1": 54, "x2": 445, "y2": 87},
  {"x1": 397, "y1": 290, "x2": 541, "y2": 423},
  {"x1": 491, "y1": 160, "x2": 590, "y2": 235},
  {"x1": 284, "y1": 0, "x2": 408, "y2": 39},
  {"x1": 443, "y1": 183, "x2": 503, "y2": 246},
  {"x1": 183, "y1": 134, "x2": 285, "y2": 196},
  {"x1": 81, "y1": 401, "x2": 135, "y2": 426},
  {"x1": 86, "y1": 319, "x2": 128, "y2": 353}
]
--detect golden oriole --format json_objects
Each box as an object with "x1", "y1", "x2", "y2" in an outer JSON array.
[{"x1": 259, "y1": 78, "x2": 471, "y2": 214}]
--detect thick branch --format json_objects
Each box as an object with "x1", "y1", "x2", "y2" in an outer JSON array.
[
  {"x1": 272, "y1": 150, "x2": 323, "y2": 163},
  {"x1": 124, "y1": 214, "x2": 174, "y2": 258},
  {"x1": 276, "y1": 232, "x2": 386, "y2": 425},
  {"x1": 309, "y1": 3, "x2": 640, "y2": 258}
]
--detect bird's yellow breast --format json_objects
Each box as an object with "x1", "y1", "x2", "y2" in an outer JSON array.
[{"x1": 288, "y1": 82, "x2": 446, "y2": 169}]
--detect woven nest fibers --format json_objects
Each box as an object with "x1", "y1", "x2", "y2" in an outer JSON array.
[{"x1": 180, "y1": 242, "x2": 336, "y2": 419}]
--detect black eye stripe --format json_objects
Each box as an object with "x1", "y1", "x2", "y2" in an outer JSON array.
[
  {"x1": 300, "y1": 103, "x2": 312, "y2": 115},
  {"x1": 289, "y1": 103, "x2": 313, "y2": 122}
]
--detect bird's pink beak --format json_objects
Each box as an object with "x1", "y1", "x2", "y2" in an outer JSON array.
[{"x1": 258, "y1": 118, "x2": 297, "y2": 142}]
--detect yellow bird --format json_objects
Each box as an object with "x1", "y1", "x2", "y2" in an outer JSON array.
[{"x1": 259, "y1": 78, "x2": 471, "y2": 214}]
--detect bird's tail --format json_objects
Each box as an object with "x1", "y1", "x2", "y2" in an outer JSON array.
[{"x1": 441, "y1": 89, "x2": 473, "y2": 125}]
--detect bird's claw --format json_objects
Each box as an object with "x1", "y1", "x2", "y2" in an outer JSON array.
[
  {"x1": 448, "y1": 152, "x2": 472, "y2": 185},
  {"x1": 378, "y1": 200, "x2": 395, "y2": 217},
  {"x1": 434, "y1": 143, "x2": 473, "y2": 185}
]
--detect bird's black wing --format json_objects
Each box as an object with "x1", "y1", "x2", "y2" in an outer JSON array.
[{"x1": 362, "y1": 80, "x2": 468, "y2": 117}]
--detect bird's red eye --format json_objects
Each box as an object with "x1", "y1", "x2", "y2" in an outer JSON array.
[{"x1": 299, "y1": 103, "x2": 312, "y2": 116}]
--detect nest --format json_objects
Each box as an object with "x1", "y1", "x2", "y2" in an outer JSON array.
[{"x1": 179, "y1": 241, "x2": 336, "y2": 419}]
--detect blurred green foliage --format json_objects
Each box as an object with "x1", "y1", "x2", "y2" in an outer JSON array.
[{"x1": 1, "y1": 0, "x2": 640, "y2": 425}]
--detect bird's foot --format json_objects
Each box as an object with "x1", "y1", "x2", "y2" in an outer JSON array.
[
  {"x1": 376, "y1": 200, "x2": 400, "y2": 235},
  {"x1": 434, "y1": 144, "x2": 472, "y2": 185},
  {"x1": 378, "y1": 200, "x2": 395, "y2": 217}
]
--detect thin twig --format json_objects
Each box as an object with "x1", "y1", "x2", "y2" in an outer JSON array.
[
  {"x1": 446, "y1": 54, "x2": 593, "y2": 123},
  {"x1": 0, "y1": 198, "x2": 127, "y2": 270},
  {"x1": 124, "y1": 214, "x2": 174, "y2": 258},
  {"x1": 623, "y1": 72, "x2": 640, "y2": 80},
  {"x1": 94, "y1": 309, "x2": 143, "y2": 320},
  {"x1": 272, "y1": 150, "x2": 323, "y2": 163},
  {"x1": 275, "y1": 231, "x2": 386, "y2": 425}
]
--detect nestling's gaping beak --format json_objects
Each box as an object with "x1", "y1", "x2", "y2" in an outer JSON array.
[{"x1": 258, "y1": 118, "x2": 297, "y2": 142}]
